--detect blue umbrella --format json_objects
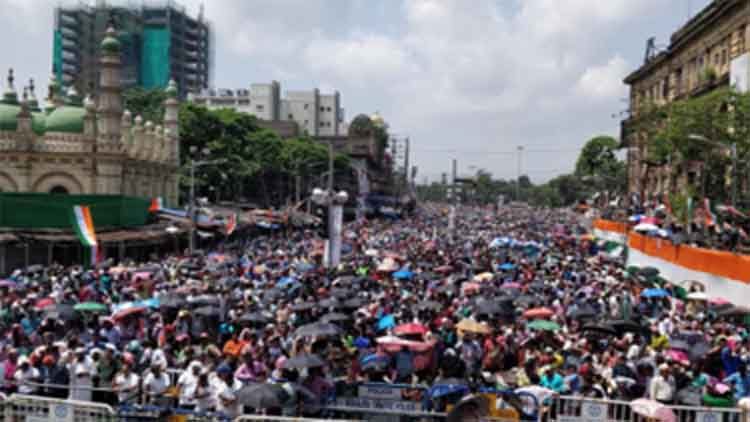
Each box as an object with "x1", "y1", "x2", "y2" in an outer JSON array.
[
  {"x1": 499, "y1": 263, "x2": 515, "y2": 271},
  {"x1": 393, "y1": 270, "x2": 413, "y2": 280},
  {"x1": 277, "y1": 277, "x2": 295, "y2": 287},
  {"x1": 377, "y1": 314, "x2": 395, "y2": 331},
  {"x1": 641, "y1": 288, "x2": 669, "y2": 298}
]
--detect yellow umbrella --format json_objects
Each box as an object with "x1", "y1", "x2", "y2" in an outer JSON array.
[
  {"x1": 457, "y1": 319, "x2": 491, "y2": 335},
  {"x1": 474, "y1": 272, "x2": 494, "y2": 283}
]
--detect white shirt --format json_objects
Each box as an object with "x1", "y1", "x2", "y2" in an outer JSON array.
[
  {"x1": 14, "y1": 366, "x2": 39, "y2": 394},
  {"x1": 649, "y1": 374, "x2": 674, "y2": 402},
  {"x1": 177, "y1": 371, "x2": 198, "y2": 406},
  {"x1": 113, "y1": 372, "x2": 140, "y2": 403},
  {"x1": 213, "y1": 377, "x2": 241, "y2": 418},
  {"x1": 143, "y1": 371, "x2": 170, "y2": 396}
]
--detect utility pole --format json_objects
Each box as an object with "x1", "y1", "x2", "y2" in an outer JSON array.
[
  {"x1": 449, "y1": 159, "x2": 457, "y2": 234},
  {"x1": 328, "y1": 140, "x2": 334, "y2": 192},
  {"x1": 732, "y1": 142, "x2": 738, "y2": 207},
  {"x1": 404, "y1": 137, "x2": 410, "y2": 198},
  {"x1": 516, "y1": 146, "x2": 524, "y2": 201}
]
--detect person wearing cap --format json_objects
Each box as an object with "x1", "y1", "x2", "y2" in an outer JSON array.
[
  {"x1": 142, "y1": 362, "x2": 171, "y2": 407},
  {"x1": 177, "y1": 361, "x2": 202, "y2": 409},
  {"x1": 112, "y1": 356, "x2": 140, "y2": 405},
  {"x1": 13, "y1": 355, "x2": 40, "y2": 395},
  {"x1": 649, "y1": 363, "x2": 675, "y2": 404},
  {"x1": 69, "y1": 348, "x2": 93, "y2": 402},
  {"x1": 213, "y1": 364, "x2": 240, "y2": 419}
]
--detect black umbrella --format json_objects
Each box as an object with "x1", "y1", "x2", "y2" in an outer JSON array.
[
  {"x1": 475, "y1": 301, "x2": 509, "y2": 316},
  {"x1": 330, "y1": 288, "x2": 352, "y2": 299},
  {"x1": 668, "y1": 339, "x2": 690, "y2": 351},
  {"x1": 295, "y1": 322, "x2": 342, "y2": 338},
  {"x1": 343, "y1": 297, "x2": 364, "y2": 308},
  {"x1": 417, "y1": 300, "x2": 442, "y2": 311},
  {"x1": 318, "y1": 298, "x2": 343, "y2": 309},
  {"x1": 191, "y1": 295, "x2": 219, "y2": 307},
  {"x1": 689, "y1": 342, "x2": 711, "y2": 361},
  {"x1": 606, "y1": 319, "x2": 642, "y2": 334},
  {"x1": 236, "y1": 383, "x2": 284, "y2": 409},
  {"x1": 638, "y1": 267, "x2": 659, "y2": 278},
  {"x1": 582, "y1": 323, "x2": 617, "y2": 336},
  {"x1": 194, "y1": 306, "x2": 221, "y2": 318},
  {"x1": 568, "y1": 307, "x2": 597, "y2": 320},
  {"x1": 291, "y1": 302, "x2": 316, "y2": 312},
  {"x1": 333, "y1": 275, "x2": 356, "y2": 285},
  {"x1": 160, "y1": 295, "x2": 186, "y2": 309},
  {"x1": 514, "y1": 295, "x2": 537, "y2": 307},
  {"x1": 321, "y1": 312, "x2": 350, "y2": 323},
  {"x1": 283, "y1": 353, "x2": 325, "y2": 369},
  {"x1": 239, "y1": 312, "x2": 270, "y2": 324},
  {"x1": 44, "y1": 304, "x2": 76, "y2": 321},
  {"x1": 718, "y1": 306, "x2": 750, "y2": 318}
]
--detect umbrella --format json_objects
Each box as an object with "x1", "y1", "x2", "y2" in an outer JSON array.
[
  {"x1": 514, "y1": 295, "x2": 537, "y2": 307},
  {"x1": 630, "y1": 398, "x2": 675, "y2": 422},
  {"x1": 523, "y1": 307, "x2": 554, "y2": 319},
  {"x1": 634, "y1": 223, "x2": 659, "y2": 232},
  {"x1": 499, "y1": 263, "x2": 515, "y2": 271},
  {"x1": 393, "y1": 270, "x2": 414, "y2": 280},
  {"x1": 238, "y1": 312, "x2": 270, "y2": 324},
  {"x1": 476, "y1": 301, "x2": 512, "y2": 316},
  {"x1": 417, "y1": 300, "x2": 442, "y2": 311},
  {"x1": 295, "y1": 322, "x2": 342, "y2": 338},
  {"x1": 393, "y1": 323, "x2": 428, "y2": 336},
  {"x1": 159, "y1": 295, "x2": 186, "y2": 309},
  {"x1": 0, "y1": 280, "x2": 16, "y2": 288},
  {"x1": 568, "y1": 307, "x2": 597, "y2": 320},
  {"x1": 718, "y1": 306, "x2": 750, "y2": 318},
  {"x1": 333, "y1": 275, "x2": 356, "y2": 285},
  {"x1": 456, "y1": 319, "x2": 490, "y2": 335},
  {"x1": 236, "y1": 383, "x2": 284, "y2": 409},
  {"x1": 502, "y1": 282, "x2": 522, "y2": 290},
  {"x1": 447, "y1": 395, "x2": 490, "y2": 422},
  {"x1": 582, "y1": 323, "x2": 617, "y2": 336},
  {"x1": 360, "y1": 354, "x2": 390, "y2": 371},
  {"x1": 35, "y1": 297, "x2": 55, "y2": 310},
  {"x1": 74, "y1": 302, "x2": 108, "y2": 313},
  {"x1": 194, "y1": 306, "x2": 221, "y2": 318},
  {"x1": 343, "y1": 297, "x2": 364, "y2": 308},
  {"x1": 321, "y1": 312, "x2": 350, "y2": 323},
  {"x1": 330, "y1": 288, "x2": 352, "y2": 299},
  {"x1": 283, "y1": 353, "x2": 325, "y2": 369},
  {"x1": 191, "y1": 295, "x2": 219, "y2": 307},
  {"x1": 112, "y1": 305, "x2": 147, "y2": 320},
  {"x1": 709, "y1": 297, "x2": 732, "y2": 306},
  {"x1": 44, "y1": 304, "x2": 75, "y2": 321},
  {"x1": 638, "y1": 267, "x2": 660, "y2": 278},
  {"x1": 435, "y1": 265, "x2": 453, "y2": 274},
  {"x1": 641, "y1": 288, "x2": 669, "y2": 298},
  {"x1": 686, "y1": 292, "x2": 708, "y2": 301},
  {"x1": 318, "y1": 297, "x2": 343, "y2": 309},
  {"x1": 291, "y1": 302, "x2": 316, "y2": 312},
  {"x1": 607, "y1": 319, "x2": 642, "y2": 334},
  {"x1": 377, "y1": 315, "x2": 396, "y2": 331},
  {"x1": 474, "y1": 272, "x2": 494, "y2": 282},
  {"x1": 527, "y1": 319, "x2": 560, "y2": 331}
]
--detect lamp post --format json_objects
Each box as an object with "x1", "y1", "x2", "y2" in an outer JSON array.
[
  {"x1": 687, "y1": 134, "x2": 737, "y2": 206},
  {"x1": 312, "y1": 187, "x2": 348, "y2": 268},
  {"x1": 187, "y1": 146, "x2": 227, "y2": 253}
]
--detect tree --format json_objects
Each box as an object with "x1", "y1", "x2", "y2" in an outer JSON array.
[
  {"x1": 575, "y1": 135, "x2": 626, "y2": 194},
  {"x1": 122, "y1": 87, "x2": 167, "y2": 124}
]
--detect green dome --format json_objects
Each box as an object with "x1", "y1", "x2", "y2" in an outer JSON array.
[
  {"x1": 165, "y1": 79, "x2": 178, "y2": 98},
  {"x1": 45, "y1": 106, "x2": 85, "y2": 133},
  {"x1": 101, "y1": 26, "x2": 121, "y2": 54},
  {"x1": 31, "y1": 112, "x2": 46, "y2": 135},
  {"x1": 0, "y1": 103, "x2": 20, "y2": 132}
]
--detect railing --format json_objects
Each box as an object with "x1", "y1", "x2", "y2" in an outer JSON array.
[
  {"x1": 548, "y1": 395, "x2": 746, "y2": 422},
  {"x1": 4, "y1": 393, "x2": 117, "y2": 421}
]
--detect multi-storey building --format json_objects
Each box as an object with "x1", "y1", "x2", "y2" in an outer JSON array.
[
  {"x1": 53, "y1": 0, "x2": 211, "y2": 99},
  {"x1": 189, "y1": 83, "x2": 345, "y2": 137},
  {"x1": 622, "y1": 0, "x2": 750, "y2": 196}
]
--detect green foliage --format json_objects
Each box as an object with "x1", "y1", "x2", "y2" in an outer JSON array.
[
  {"x1": 349, "y1": 114, "x2": 373, "y2": 137},
  {"x1": 122, "y1": 87, "x2": 167, "y2": 124}
]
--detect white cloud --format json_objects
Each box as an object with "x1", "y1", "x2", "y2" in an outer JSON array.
[{"x1": 576, "y1": 55, "x2": 630, "y2": 100}]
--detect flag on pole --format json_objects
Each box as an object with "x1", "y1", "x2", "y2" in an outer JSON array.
[
  {"x1": 149, "y1": 197, "x2": 164, "y2": 212},
  {"x1": 69, "y1": 205, "x2": 101, "y2": 266},
  {"x1": 704, "y1": 198, "x2": 717, "y2": 226},
  {"x1": 225, "y1": 213, "x2": 238, "y2": 236}
]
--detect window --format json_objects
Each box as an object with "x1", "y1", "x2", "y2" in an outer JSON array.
[
  {"x1": 662, "y1": 77, "x2": 669, "y2": 98},
  {"x1": 715, "y1": 53, "x2": 720, "y2": 65},
  {"x1": 304, "y1": 103, "x2": 309, "y2": 110},
  {"x1": 327, "y1": 107, "x2": 332, "y2": 112},
  {"x1": 722, "y1": 49, "x2": 728, "y2": 65},
  {"x1": 698, "y1": 56, "x2": 704, "y2": 69},
  {"x1": 256, "y1": 105, "x2": 264, "y2": 111},
  {"x1": 50, "y1": 186, "x2": 69, "y2": 195},
  {"x1": 320, "y1": 106, "x2": 325, "y2": 112}
]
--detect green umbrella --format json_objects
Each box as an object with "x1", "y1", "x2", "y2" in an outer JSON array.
[
  {"x1": 74, "y1": 302, "x2": 108, "y2": 313},
  {"x1": 528, "y1": 319, "x2": 560, "y2": 331}
]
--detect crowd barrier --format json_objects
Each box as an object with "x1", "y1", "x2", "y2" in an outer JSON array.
[{"x1": 548, "y1": 395, "x2": 745, "y2": 422}]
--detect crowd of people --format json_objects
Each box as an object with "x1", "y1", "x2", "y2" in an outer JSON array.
[{"x1": 0, "y1": 204, "x2": 747, "y2": 419}]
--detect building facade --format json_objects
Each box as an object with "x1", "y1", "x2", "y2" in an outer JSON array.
[
  {"x1": 0, "y1": 27, "x2": 181, "y2": 205},
  {"x1": 622, "y1": 0, "x2": 750, "y2": 196},
  {"x1": 54, "y1": 0, "x2": 211, "y2": 98},
  {"x1": 188, "y1": 83, "x2": 345, "y2": 137}
]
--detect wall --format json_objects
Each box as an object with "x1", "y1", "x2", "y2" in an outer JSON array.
[
  {"x1": 283, "y1": 90, "x2": 319, "y2": 136},
  {"x1": 318, "y1": 92, "x2": 340, "y2": 136}
]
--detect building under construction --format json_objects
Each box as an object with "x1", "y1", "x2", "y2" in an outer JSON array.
[{"x1": 53, "y1": 0, "x2": 212, "y2": 99}]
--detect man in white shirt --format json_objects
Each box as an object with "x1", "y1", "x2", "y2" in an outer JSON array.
[
  {"x1": 213, "y1": 365, "x2": 241, "y2": 418},
  {"x1": 112, "y1": 360, "x2": 140, "y2": 405},
  {"x1": 143, "y1": 363, "x2": 171, "y2": 407},
  {"x1": 14, "y1": 356, "x2": 40, "y2": 395},
  {"x1": 69, "y1": 348, "x2": 93, "y2": 402},
  {"x1": 177, "y1": 361, "x2": 202, "y2": 409},
  {"x1": 649, "y1": 363, "x2": 675, "y2": 404}
]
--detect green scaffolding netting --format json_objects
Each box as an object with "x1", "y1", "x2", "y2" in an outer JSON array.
[
  {"x1": 53, "y1": 30, "x2": 63, "y2": 84},
  {"x1": 0, "y1": 193, "x2": 151, "y2": 229},
  {"x1": 141, "y1": 27, "x2": 170, "y2": 89}
]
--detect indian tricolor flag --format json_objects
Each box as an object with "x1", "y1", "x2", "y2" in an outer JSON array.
[
  {"x1": 149, "y1": 197, "x2": 164, "y2": 212},
  {"x1": 225, "y1": 213, "x2": 238, "y2": 236},
  {"x1": 70, "y1": 205, "x2": 101, "y2": 266}
]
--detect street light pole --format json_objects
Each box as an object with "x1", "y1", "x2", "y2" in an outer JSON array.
[
  {"x1": 516, "y1": 146, "x2": 524, "y2": 201},
  {"x1": 189, "y1": 158, "x2": 196, "y2": 254}
]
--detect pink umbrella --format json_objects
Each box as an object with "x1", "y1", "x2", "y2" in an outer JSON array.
[
  {"x1": 35, "y1": 297, "x2": 55, "y2": 310},
  {"x1": 665, "y1": 349, "x2": 689, "y2": 365},
  {"x1": 641, "y1": 217, "x2": 662, "y2": 225},
  {"x1": 630, "y1": 398, "x2": 675, "y2": 422},
  {"x1": 393, "y1": 323, "x2": 428, "y2": 336},
  {"x1": 462, "y1": 282, "x2": 480, "y2": 294},
  {"x1": 709, "y1": 297, "x2": 731, "y2": 306},
  {"x1": 132, "y1": 272, "x2": 152, "y2": 281},
  {"x1": 376, "y1": 335, "x2": 436, "y2": 353},
  {"x1": 502, "y1": 282, "x2": 522, "y2": 289},
  {"x1": 523, "y1": 307, "x2": 554, "y2": 319}
]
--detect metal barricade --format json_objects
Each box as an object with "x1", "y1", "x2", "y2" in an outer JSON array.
[
  {"x1": 324, "y1": 382, "x2": 436, "y2": 422},
  {"x1": 5, "y1": 393, "x2": 117, "y2": 421},
  {"x1": 549, "y1": 395, "x2": 747, "y2": 422},
  {"x1": 234, "y1": 416, "x2": 362, "y2": 422}
]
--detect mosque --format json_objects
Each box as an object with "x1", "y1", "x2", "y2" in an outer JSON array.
[{"x1": 0, "y1": 26, "x2": 180, "y2": 206}]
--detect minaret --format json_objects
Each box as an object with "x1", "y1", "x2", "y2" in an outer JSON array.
[
  {"x1": 83, "y1": 94, "x2": 97, "y2": 138},
  {"x1": 3, "y1": 68, "x2": 18, "y2": 105},
  {"x1": 17, "y1": 87, "x2": 32, "y2": 134},
  {"x1": 163, "y1": 79, "x2": 180, "y2": 164},
  {"x1": 97, "y1": 24, "x2": 123, "y2": 151}
]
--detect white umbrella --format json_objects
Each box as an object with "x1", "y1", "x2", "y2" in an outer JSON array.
[
  {"x1": 634, "y1": 223, "x2": 659, "y2": 232},
  {"x1": 630, "y1": 398, "x2": 675, "y2": 422},
  {"x1": 687, "y1": 292, "x2": 708, "y2": 301}
]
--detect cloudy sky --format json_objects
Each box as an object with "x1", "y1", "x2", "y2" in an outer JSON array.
[{"x1": 2, "y1": 0, "x2": 710, "y2": 183}]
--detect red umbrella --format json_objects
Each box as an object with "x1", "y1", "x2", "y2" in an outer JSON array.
[
  {"x1": 435, "y1": 265, "x2": 453, "y2": 274},
  {"x1": 112, "y1": 306, "x2": 147, "y2": 321},
  {"x1": 35, "y1": 298, "x2": 55, "y2": 310},
  {"x1": 523, "y1": 307, "x2": 554, "y2": 319},
  {"x1": 393, "y1": 323, "x2": 428, "y2": 336}
]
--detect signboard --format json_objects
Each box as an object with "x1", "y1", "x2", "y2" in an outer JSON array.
[
  {"x1": 26, "y1": 403, "x2": 74, "y2": 422},
  {"x1": 358, "y1": 385, "x2": 403, "y2": 400},
  {"x1": 559, "y1": 402, "x2": 608, "y2": 422},
  {"x1": 335, "y1": 397, "x2": 421, "y2": 413},
  {"x1": 696, "y1": 411, "x2": 722, "y2": 422}
]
